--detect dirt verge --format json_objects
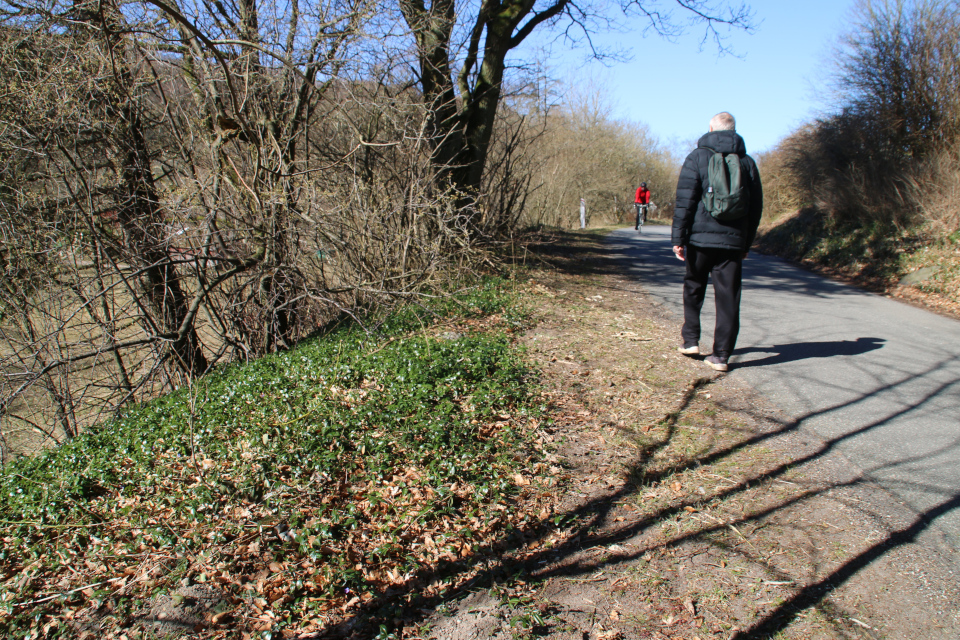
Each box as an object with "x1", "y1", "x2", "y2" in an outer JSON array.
[
  {"x1": 420, "y1": 229, "x2": 960, "y2": 640},
  {"x1": 754, "y1": 209, "x2": 960, "y2": 321}
]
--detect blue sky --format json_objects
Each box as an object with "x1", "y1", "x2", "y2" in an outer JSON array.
[{"x1": 543, "y1": 1, "x2": 859, "y2": 155}]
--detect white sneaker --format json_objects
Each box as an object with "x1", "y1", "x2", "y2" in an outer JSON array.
[
  {"x1": 678, "y1": 345, "x2": 699, "y2": 356},
  {"x1": 705, "y1": 355, "x2": 729, "y2": 372}
]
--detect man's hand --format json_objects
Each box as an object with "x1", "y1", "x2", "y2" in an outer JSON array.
[
  {"x1": 742, "y1": 251, "x2": 749, "y2": 260},
  {"x1": 673, "y1": 245, "x2": 685, "y2": 261}
]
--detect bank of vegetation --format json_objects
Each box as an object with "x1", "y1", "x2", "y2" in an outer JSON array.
[
  {"x1": 0, "y1": 280, "x2": 556, "y2": 638},
  {"x1": 756, "y1": 0, "x2": 960, "y2": 310}
]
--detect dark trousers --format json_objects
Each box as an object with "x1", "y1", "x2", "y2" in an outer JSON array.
[{"x1": 682, "y1": 245, "x2": 743, "y2": 359}]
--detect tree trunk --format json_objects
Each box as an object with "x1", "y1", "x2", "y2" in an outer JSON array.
[
  {"x1": 77, "y1": 0, "x2": 209, "y2": 373},
  {"x1": 400, "y1": 0, "x2": 564, "y2": 204},
  {"x1": 115, "y1": 102, "x2": 209, "y2": 373}
]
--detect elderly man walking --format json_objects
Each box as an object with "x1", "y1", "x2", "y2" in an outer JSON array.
[{"x1": 671, "y1": 112, "x2": 763, "y2": 371}]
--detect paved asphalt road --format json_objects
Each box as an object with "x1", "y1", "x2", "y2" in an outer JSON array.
[{"x1": 607, "y1": 225, "x2": 960, "y2": 548}]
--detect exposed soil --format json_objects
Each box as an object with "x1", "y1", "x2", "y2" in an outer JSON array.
[
  {"x1": 419, "y1": 229, "x2": 960, "y2": 640},
  {"x1": 885, "y1": 283, "x2": 960, "y2": 321}
]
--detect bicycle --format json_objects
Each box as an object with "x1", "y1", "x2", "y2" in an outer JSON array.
[{"x1": 635, "y1": 203, "x2": 649, "y2": 232}]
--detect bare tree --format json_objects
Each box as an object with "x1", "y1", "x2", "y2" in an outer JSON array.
[
  {"x1": 1, "y1": 0, "x2": 507, "y2": 453},
  {"x1": 834, "y1": 0, "x2": 960, "y2": 156},
  {"x1": 763, "y1": 0, "x2": 960, "y2": 226},
  {"x1": 397, "y1": 0, "x2": 754, "y2": 213}
]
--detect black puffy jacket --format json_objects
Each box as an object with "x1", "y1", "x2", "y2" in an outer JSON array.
[{"x1": 671, "y1": 130, "x2": 763, "y2": 251}]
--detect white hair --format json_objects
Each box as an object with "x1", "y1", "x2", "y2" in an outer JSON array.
[{"x1": 709, "y1": 112, "x2": 736, "y2": 131}]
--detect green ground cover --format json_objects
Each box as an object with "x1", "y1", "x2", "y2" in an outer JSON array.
[{"x1": 0, "y1": 278, "x2": 546, "y2": 638}]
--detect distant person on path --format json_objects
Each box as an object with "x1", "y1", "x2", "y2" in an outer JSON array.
[
  {"x1": 634, "y1": 182, "x2": 652, "y2": 230},
  {"x1": 671, "y1": 112, "x2": 763, "y2": 371}
]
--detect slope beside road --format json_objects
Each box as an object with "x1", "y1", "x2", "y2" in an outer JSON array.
[{"x1": 607, "y1": 225, "x2": 960, "y2": 551}]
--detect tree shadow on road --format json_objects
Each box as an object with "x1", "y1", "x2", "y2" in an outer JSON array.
[
  {"x1": 319, "y1": 360, "x2": 960, "y2": 638},
  {"x1": 510, "y1": 227, "x2": 647, "y2": 281}
]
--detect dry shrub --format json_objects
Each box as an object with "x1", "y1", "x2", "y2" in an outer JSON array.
[
  {"x1": 774, "y1": 116, "x2": 921, "y2": 227},
  {"x1": 915, "y1": 148, "x2": 960, "y2": 236},
  {"x1": 762, "y1": 0, "x2": 960, "y2": 231},
  {"x1": 755, "y1": 145, "x2": 803, "y2": 224},
  {"x1": 837, "y1": 0, "x2": 960, "y2": 158},
  {"x1": 519, "y1": 83, "x2": 679, "y2": 229}
]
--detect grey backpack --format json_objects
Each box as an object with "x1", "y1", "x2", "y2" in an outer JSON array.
[{"x1": 702, "y1": 148, "x2": 749, "y2": 220}]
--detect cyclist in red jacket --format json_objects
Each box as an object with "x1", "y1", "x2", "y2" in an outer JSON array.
[{"x1": 634, "y1": 182, "x2": 652, "y2": 230}]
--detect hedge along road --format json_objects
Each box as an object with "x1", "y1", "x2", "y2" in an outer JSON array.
[{"x1": 607, "y1": 224, "x2": 960, "y2": 556}]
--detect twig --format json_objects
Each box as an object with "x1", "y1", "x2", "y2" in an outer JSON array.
[
  {"x1": 849, "y1": 618, "x2": 874, "y2": 630},
  {"x1": 0, "y1": 519, "x2": 120, "y2": 529},
  {"x1": 701, "y1": 512, "x2": 748, "y2": 542},
  {"x1": 695, "y1": 511, "x2": 726, "y2": 525},
  {"x1": 16, "y1": 577, "x2": 124, "y2": 607},
  {"x1": 564, "y1": 571, "x2": 605, "y2": 583},
  {"x1": 633, "y1": 378, "x2": 653, "y2": 392},
  {"x1": 702, "y1": 472, "x2": 740, "y2": 485},
  {"x1": 727, "y1": 523, "x2": 747, "y2": 541}
]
